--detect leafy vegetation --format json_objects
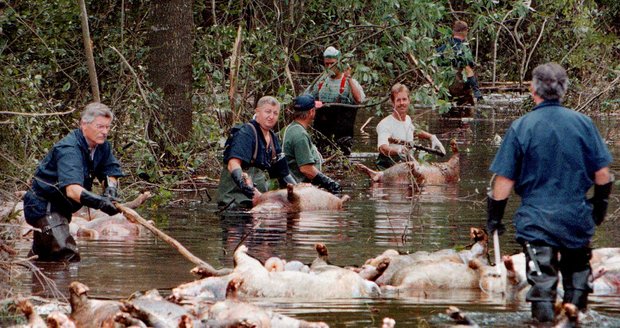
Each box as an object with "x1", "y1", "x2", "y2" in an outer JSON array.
[{"x1": 0, "y1": 0, "x2": 618, "y2": 199}]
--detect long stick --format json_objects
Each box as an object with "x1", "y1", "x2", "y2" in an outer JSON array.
[
  {"x1": 115, "y1": 203, "x2": 232, "y2": 277},
  {"x1": 77, "y1": 0, "x2": 100, "y2": 102},
  {"x1": 493, "y1": 230, "x2": 501, "y2": 275},
  {"x1": 388, "y1": 137, "x2": 446, "y2": 157}
]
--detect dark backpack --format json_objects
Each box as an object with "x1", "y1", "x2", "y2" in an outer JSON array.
[{"x1": 223, "y1": 123, "x2": 258, "y2": 164}]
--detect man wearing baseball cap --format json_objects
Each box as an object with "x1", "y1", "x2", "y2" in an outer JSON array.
[
  {"x1": 305, "y1": 46, "x2": 366, "y2": 155},
  {"x1": 306, "y1": 46, "x2": 365, "y2": 105},
  {"x1": 282, "y1": 95, "x2": 341, "y2": 195}
]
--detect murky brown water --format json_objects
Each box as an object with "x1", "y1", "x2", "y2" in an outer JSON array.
[{"x1": 11, "y1": 96, "x2": 620, "y2": 327}]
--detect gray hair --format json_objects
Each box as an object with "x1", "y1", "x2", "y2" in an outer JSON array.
[
  {"x1": 81, "y1": 102, "x2": 114, "y2": 123},
  {"x1": 532, "y1": 63, "x2": 569, "y2": 101},
  {"x1": 256, "y1": 96, "x2": 280, "y2": 109}
]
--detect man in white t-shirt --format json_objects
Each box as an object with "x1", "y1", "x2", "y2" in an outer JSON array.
[{"x1": 376, "y1": 83, "x2": 446, "y2": 169}]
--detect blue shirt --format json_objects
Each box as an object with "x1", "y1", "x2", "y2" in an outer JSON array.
[
  {"x1": 436, "y1": 37, "x2": 475, "y2": 69},
  {"x1": 490, "y1": 100, "x2": 612, "y2": 248},
  {"x1": 23, "y1": 129, "x2": 123, "y2": 223},
  {"x1": 223, "y1": 119, "x2": 287, "y2": 178}
]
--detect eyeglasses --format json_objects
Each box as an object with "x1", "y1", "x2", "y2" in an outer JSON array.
[{"x1": 91, "y1": 123, "x2": 111, "y2": 131}]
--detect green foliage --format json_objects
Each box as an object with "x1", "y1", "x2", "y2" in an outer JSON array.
[{"x1": 1, "y1": 0, "x2": 618, "y2": 196}]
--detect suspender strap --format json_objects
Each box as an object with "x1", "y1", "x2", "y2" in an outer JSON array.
[
  {"x1": 317, "y1": 76, "x2": 348, "y2": 95},
  {"x1": 339, "y1": 75, "x2": 347, "y2": 94},
  {"x1": 246, "y1": 123, "x2": 259, "y2": 164}
]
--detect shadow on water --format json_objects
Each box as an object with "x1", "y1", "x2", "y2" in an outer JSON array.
[{"x1": 12, "y1": 97, "x2": 620, "y2": 327}]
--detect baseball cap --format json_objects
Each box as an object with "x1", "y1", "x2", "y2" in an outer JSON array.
[{"x1": 293, "y1": 95, "x2": 323, "y2": 111}]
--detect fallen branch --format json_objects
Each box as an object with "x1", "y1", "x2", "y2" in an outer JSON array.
[
  {"x1": 0, "y1": 107, "x2": 77, "y2": 117},
  {"x1": 115, "y1": 203, "x2": 232, "y2": 277},
  {"x1": 121, "y1": 191, "x2": 152, "y2": 209},
  {"x1": 360, "y1": 117, "x2": 373, "y2": 134},
  {"x1": 576, "y1": 74, "x2": 620, "y2": 113},
  {"x1": 405, "y1": 51, "x2": 440, "y2": 93}
]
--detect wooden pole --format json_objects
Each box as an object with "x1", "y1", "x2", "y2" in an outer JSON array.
[
  {"x1": 115, "y1": 203, "x2": 232, "y2": 277},
  {"x1": 77, "y1": 0, "x2": 100, "y2": 102}
]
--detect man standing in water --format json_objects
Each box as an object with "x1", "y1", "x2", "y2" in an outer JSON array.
[
  {"x1": 486, "y1": 63, "x2": 612, "y2": 322},
  {"x1": 282, "y1": 94, "x2": 341, "y2": 194},
  {"x1": 376, "y1": 83, "x2": 445, "y2": 169},
  {"x1": 437, "y1": 20, "x2": 483, "y2": 116},
  {"x1": 306, "y1": 46, "x2": 366, "y2": 154},
  {"x1": 217, "y1": 96, "x2": 296, "y2": 210},
  {"x1": 23, "y1": 102, "x2": 124, "y2": 262}
]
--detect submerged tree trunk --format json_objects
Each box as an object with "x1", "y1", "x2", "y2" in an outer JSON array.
[{"x1": 146, "y1": 0, "x2": 194, "y2": 145}]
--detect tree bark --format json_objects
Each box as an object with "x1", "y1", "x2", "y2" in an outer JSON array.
[{"x1": 146, "y1": 0, "x2": 195, "y2": 145}]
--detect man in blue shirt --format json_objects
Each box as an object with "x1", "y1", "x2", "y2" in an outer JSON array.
[
  {"x1": 487, "y1": 63, "x2": 613, "y2": 322},
  {"x1": 217, "y1": 96, "x2": 296, "y2": 210},
  {"x1": 23, "y1": 102, "x2": 124, "y2": 262}
]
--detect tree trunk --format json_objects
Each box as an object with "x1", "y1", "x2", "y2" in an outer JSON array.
[{"x1": 146, "y1": 0, "x2": 194, "y2": 145}]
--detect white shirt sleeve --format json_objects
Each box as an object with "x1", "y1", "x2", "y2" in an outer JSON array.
[{"x1": 377, "y1": 117, "x2": 391, "y2": 149}]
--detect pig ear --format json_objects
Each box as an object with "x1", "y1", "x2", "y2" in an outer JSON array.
[
  {"x1": 315, "y1": 243, "x2": 329, "y2": 257},
  {"x1": 70, "y1": 281, "x2": 90, "y2": 296},
  {"x1": 226, "y1": 278, "x2": 243, "y2": 299}
]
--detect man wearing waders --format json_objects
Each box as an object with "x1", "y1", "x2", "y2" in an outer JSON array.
[
  {"x1": 217, "y1": 96, "x2": 297, "y2": 210},
  {"x1": 486, "y1": 63, "x2": 613, "y2": 322},
  {"x1": 305, "y1": 46, "x2": 365, "y2": 155},
  {"x1": 23, "y1": 102, "x2": 124, "y2": 262}
]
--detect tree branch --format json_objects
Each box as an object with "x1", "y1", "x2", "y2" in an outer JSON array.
[{"x1": 0, "y1": 107, "x2": 77, "y2": 117}]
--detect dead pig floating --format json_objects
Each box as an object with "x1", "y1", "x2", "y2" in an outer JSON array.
[
  {"x1": 16, "y1": 280, "x2": 330, "y2": 327},
  {"x1": 356, "y1": 139, "x2": 460, "y2": 187},
  {"x1": 171, "y1": 243, "x2": 381, "y2": 302},
  {"x1": 250, "y1": 183, "x2": 350, "y2": 213}
]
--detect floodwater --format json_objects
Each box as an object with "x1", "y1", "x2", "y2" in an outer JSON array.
[{"x1": 11, "y1": 94, "x2": 620, "y2": 327}]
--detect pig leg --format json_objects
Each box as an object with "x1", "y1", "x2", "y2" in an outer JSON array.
[
  {"x1": 286, "y1": 184, "x2": 301, "y2": 212},
  {"x1": 357, "y1": 257, "x2": 390, "y2": 281},
  {"x1": 354, "y1": 163, "x2": 384, "y2": 182},
  {"x1": 114, "y1": 312, "x2": 148, "y2": 327},
  {"x1": 311, "y1": 243, "x2": 330, "y2": 269},
  {"x1": 554, "y1": 303, "x2": 579, "y2": 328}
]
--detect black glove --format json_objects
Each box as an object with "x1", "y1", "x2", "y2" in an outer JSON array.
[
  {"x1": 589, "y1": 181, "x2": 613, "y2": 225},
  {"x1": 487, "y1": 192, "x2": 507, "y2": 236},
  {"x1": 231, "y1": 168, "x2": 255, "y2": 199},
  {"x1": 279, "y1": 174, "x2": 297, "y2": 188},
  {"x1": 467, "y1": 76, "x2": 483, "y2": 101},
  {"x1": 80, "y1": 189, "x2": 119, "y2": 216},
  {"x1": 311, "y1": 172, "x2": 341, "y2": 195}
]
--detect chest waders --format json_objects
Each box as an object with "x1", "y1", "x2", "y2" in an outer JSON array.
[
  {"x1": 217, "y1": 123, "x2": 273, "y2": 209},
  {"x1": 30, "y1": 202, "x2": 80, "y2": 262},
  {"x1": 314, "y1": 77, "x2": 358, "y2": 156}
]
